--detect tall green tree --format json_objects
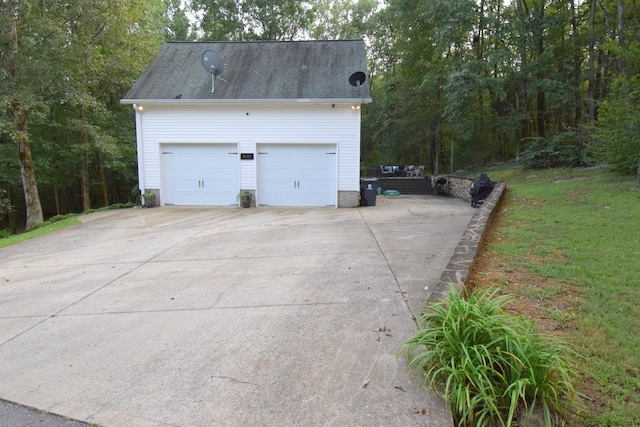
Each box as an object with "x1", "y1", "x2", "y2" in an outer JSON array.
[
  {"x1": 194, "y1": 0, "x2": 244, "y2": 40},
  {"x1": 1, "y1": 0, "x2": 53, "y2": 230},
  {"x1": 52, "y1": 0, "x2": 165, "y2": 211},
  {"x1": 364, "y1": 0, "x2": 442, "y2": 171},
  {"x1": 362, "y1": 0, "x2": 619, "y2": 173},
  {"x1": 0, "y1": 0, "x2": 166, "y2": 225},
  {"x1": 309, "y1": 0, "x2": 378, "y2": 40},
  {"x1": 594, "y1": 0, "x2": 640, "y2": 183},
  {"x1": 243, "y1": 0, "x2": 313, "y2": 40},
  {"x1": 165, "y1": 0, "x2": 197, "y2": 41},
  {"x1": 194, "y1": 0, "x2": 312, "y2": 41}
]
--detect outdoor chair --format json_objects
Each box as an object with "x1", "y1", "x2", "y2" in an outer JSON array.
[{"x1": 412, "y1": 165, "x2": 424, "y2": 178}]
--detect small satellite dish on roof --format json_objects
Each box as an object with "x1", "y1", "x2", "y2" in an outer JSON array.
[
  {"x1": 201, "y1": 50, "x2": 225, "y2": 94},
  {"x1": 202, "y1": 50, "x2": 224, "y2": 75},
  {"x1": 348, "y1": 71, "x2": 367, "y2": 87}
]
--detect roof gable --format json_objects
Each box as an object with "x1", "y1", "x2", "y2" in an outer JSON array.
[{"x1": 122, "y1": 40, "x2": 371, "y2": 103}]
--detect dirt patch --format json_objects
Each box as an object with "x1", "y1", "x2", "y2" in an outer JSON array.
[
  {"x1": 564, "y1": 188, "x2": 590, "y2": 202},
  {"x1": 553, "y1": 177, "x2": 588, "y2": 183}
]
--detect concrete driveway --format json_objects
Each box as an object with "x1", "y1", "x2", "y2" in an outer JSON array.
[{"x1": 0, "y1": 196, "x2": 473, "y2": 426}]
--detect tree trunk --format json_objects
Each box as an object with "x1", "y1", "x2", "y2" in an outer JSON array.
[
  {"x1": 617, "y1": 0, "x2": 626, "y2": 75},
  {"x1": 450, "y1": 137, "x2": 454, "y2": 174},
  {"x1": 588, "y1": 0, "x2": 597, "y2": 122},
  {"x1": 535, "y1": 3, "x2": 546, "y2": 138},
  {"x1": 54, "y1": 185, "x2": 61, "y2": 216},
  {"x1": 476, "y1": 0, "x2": 485, "y2": 61},
  {"x1": 81, "y1": 150, "x2": 91, "y2": 212},
  {"x1": 431, "y1": 124, "x2": 440, "y2": 176},
  {"x1": 515, "y1": 0, "x2": 530, "y2": 141},
  {"x1": 570, "y1": 0, "x2": 581, "y2": 127},
  {"x1": 15, "y1": 105, "x2": 44, "y2": 231},
  {"x1": 5, "y1": 0, "x2": 43, "y2": 231},
  {"x1": 8, "y1": 188, "x2": 17, "y2": 233},
  {"x1": 98, "y1": 157, "x2": 109, "y2": 207}
]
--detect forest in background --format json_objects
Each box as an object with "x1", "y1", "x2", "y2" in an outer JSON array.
[{"x1": 1, "y1": 0, "x2": 639, "y2": 230}]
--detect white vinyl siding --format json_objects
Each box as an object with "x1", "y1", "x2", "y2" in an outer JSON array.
[
  {"x1": 338, "y1": 139, "x2": 360, "y2": 191},
  {"x1": 238, "y1": 141, "x2": 257, "y2": 190},
  {"x1": 137, "y1": 103, "x2": 359, "y2": 189}
]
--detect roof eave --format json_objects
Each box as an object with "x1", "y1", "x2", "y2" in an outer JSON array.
[{"x1": 120, "y1": 97, "x2": 373, "y2": 105}]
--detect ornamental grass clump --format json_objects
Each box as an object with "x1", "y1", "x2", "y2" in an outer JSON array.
[{"x1": 402, "y1": 288, "x2": 579, "y2": 427}]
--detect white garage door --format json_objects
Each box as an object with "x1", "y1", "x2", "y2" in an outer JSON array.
[
  {"x1": 257, "y1": 144, "x2": 337, "y2": 207},
  {"x1": 161, "y1": 144, "x2": 238, "y2": 206}
]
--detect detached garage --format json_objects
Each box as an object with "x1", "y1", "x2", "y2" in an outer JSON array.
[{"x1": 121, "y1": 40, "x2": 371, "y2": 208}]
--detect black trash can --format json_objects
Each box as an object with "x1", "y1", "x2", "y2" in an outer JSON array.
[{"x1": 360, "y1": 178, "x2": 377, "y2": 206}]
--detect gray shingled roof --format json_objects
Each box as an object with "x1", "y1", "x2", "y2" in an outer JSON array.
[{"x1": 122, "y1": 40, "x2": 371, "y2": 103}]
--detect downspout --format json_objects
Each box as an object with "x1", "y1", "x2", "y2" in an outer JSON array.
[{"x1": 132, "y1": 104, "x2": 145, "y2": 205}]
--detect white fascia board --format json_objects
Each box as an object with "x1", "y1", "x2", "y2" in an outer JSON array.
[{"x1": 120, "y1": 97, "x2": 373, "y2": 105}]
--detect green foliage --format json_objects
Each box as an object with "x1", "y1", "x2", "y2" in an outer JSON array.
[
  {"x1": 236, "y1": 191, "x2": 251, "y2": 203},
  {"x1": 402, "y1": 287, "x2": 579, "y2": 427},
  {"x1": 308, "y1": 0, "x2": 377, "y2": 40},
  {"x1": 0, "y1": 189, "x2": 11, "y2": 216},
  {"x1": 360, "y1": 0, "x2": 640, "y2": 176},
  {"x1": 101, "y1": 202, "x2": 135, "y2": 210},
  {"x1": 519, "y1": 128, "x2": 594, "y2": 169},
  {"x1": 1, "y1": 0, "x2": 166, "y2": 222},
  {"x1": 165, "y1": 0, "x2": 197, "y2": 41},
  {"x1": 194, "y1": 0, "x2": 313, "y2": 41},
  {"x1": 46, "y1": 213, "x2": 80, "y2": 224},
  {"x1": 595, "y1": 76, "x2": 640, "y2": 174}
]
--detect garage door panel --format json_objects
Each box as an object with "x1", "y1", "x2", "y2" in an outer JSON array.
[
  {"x1": 258, "y1": 144, "x2": 336, "y2": 207},
  {"x1": 162, "y1": 144, "x2": 238, "y2": 206}
]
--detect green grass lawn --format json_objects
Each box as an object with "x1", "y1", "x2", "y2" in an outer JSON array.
[
  {"x1": 0, "y1": 203, "x2": 135, "y2": 249},
  {"x1": 0, "y1": 216, "x2": 81, "y2": 249},
  {"x1": 474, "y1": 166, "x2": 640, "y2": 426}
]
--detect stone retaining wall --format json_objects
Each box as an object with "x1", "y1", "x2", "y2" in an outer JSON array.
[
  {"x1": 428, "y1": 179, "x2": 507, "y2": 302},
  {"x1": 431, "y1": 175, "x2": 478, "y2": 201},
  {"x1": 447, "y1": 176, "x2": 473, "y2": 201}
]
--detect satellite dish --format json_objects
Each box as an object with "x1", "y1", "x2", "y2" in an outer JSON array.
[
  {"x1": 201, "y1": 50, "x2": 225, "y2": 94},
  {"x1": 202, "y1": 50, "x2": 224, "y2": 75},
  {"x1": 348, "y1": 71, "x2": 367, "y2": 87}
]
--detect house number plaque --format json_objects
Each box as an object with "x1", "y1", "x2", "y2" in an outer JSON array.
[{"x1": 240, "y1": 153, "x2": 254, "y2": 160}]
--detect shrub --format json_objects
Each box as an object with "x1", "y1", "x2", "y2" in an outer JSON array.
[
  {"x1": 0, "y1": 189, "x2": 11, "y2": 216},
  {"x1": 402, "y1": 288, "x2": 579, "y2": 427},
  {"x1": 97, "y1": 202, "x2": 135, "y2": 211},
  {"x1": 519, "y1": 129, "x2": 592, "y2": 169},
  {"x1": 594, "y1": 75, "x2": 640, "y2": 174},
  {"x1": 47, "y1": 213, "x2": 79, "y2": 223}
]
